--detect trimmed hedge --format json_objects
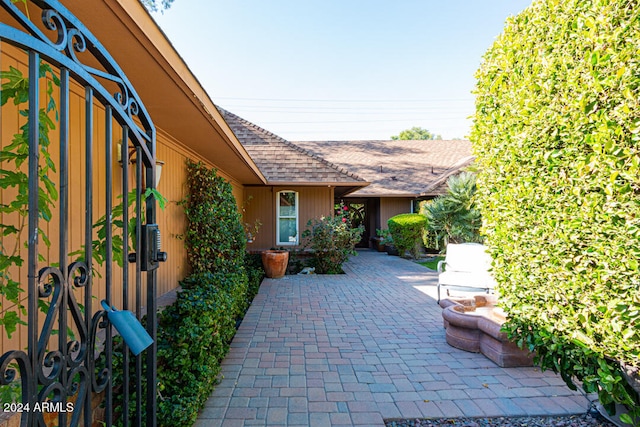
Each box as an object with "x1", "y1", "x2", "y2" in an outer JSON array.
[
  {"x1": 472, "y1": 0, "x2": 640, "y2": 422},
  {"x1": 388, "y1": 213, "x2": 427, "y2": 259},
  {"x1": 156, "y1": 272, "x2": 248, "y2": 426},
  {"x1": 156, "y1": 274, "x2": 236, "y2": 425},
  {"x1": 113, "y1": 262, "x2": 264, "y2": 427},
  {"x1": 156, "y1": 161, "x2": 258, "y2": 426}
]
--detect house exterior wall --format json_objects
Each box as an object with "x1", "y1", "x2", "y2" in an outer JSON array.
[
  {"x1": 243, "y1": 186, "x2": 334, "y2": 251},
  {"x1": 0, "y1": 46, "x2": 245, "y2": 358},
  {"x1": 155, "y1": 129, "x2": 244, "y2": 297},
  {"x1": 380, "y1": 197, "x2": 414, "y2": 228}
]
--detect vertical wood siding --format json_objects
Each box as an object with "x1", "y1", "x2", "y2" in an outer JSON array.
[
  {"x1": 243, "y1": 186, "x2": 334, "y2": 251},
  {"x1": 0, "y1": 47, "x2": 246, "y2": 356},
  {"x1": 380, "y1": 197, "x2": 413, "y2": 228}
]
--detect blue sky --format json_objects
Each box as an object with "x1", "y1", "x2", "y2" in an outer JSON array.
[{"x1": 152, "y1": 1, "x2": 532, "y2": 141}]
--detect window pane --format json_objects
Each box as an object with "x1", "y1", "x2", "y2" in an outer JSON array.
[
  {"x1": 279, "y1": 192, "x2": 296, "y2": 217},
  {"x1": 279, "y1": 218, "x2": 297, "y2": 243}
]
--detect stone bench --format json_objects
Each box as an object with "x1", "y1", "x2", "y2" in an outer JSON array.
[{"x1": 439, "y1": 296, "x2": 535, "y2": 368}]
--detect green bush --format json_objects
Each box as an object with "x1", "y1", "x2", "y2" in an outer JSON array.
[
  {"x1": 420, "y1": 172, "x2": 483, "y2": 250},
  {"x1": 244, "y1": 252, "x2": 265, "y2": 302},
  {"x1": 302, "y1": 215, "x2": 363, "y2": 274},
  {"x1": 155, "y1": 273, "x2": 238, "y2": 426},
  {"x1": 422, "y1": 227, "x2": 439, "y2": 252},
  {"x1": 181, "y1": 271, "x2": 248, "y2": 322},
  {"x1": 113, "y1": 258, "x2": 264, "y2": 427},
  {"x1": 473, "y1": 0, "x2": 640, "y2": 423},
  {"x1": 387, "y1": 213, "x2": 427, "y2": 259}
]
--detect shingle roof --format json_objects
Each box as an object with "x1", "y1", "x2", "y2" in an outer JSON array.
[
  {"x1": 292, "y1": 139, "x2": 474, "y2": 197},
  {"x1": 218, "y1": 109, "x2": 367, "y2": 190}
]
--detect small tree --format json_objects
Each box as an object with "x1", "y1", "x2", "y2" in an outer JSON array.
[
  {"x1": 140, "y1": 0, "x2": 175, "y2": 12},
  {"x1": 420, "y1": 172, "x2": 482, "y2": 250},
  {"x1": 387, "y1": 213, "x2": 428, "y2": 259},
  {"x1": 391, "y1": 126, "x2": 442, "y2": 140}
]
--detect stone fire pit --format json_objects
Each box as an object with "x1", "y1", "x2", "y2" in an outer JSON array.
[{"x1": 439, "y1": 295, "x2": 534, "y2": 368}]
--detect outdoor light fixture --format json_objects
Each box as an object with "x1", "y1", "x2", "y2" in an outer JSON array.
[{"x1": 117, "y1": 142, "x2": 164, "y2": 187}]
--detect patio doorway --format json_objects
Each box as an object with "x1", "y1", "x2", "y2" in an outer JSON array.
[{"x1": 337, "y1": 199, "x2": 375, "y2": 248}]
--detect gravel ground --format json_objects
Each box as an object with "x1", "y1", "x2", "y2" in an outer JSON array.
[{"x1": 384, "y1": 412, "x2": 617, "y2": 427}]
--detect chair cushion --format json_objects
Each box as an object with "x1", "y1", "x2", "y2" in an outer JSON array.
[{"x1": 444, "y1": 243, "x2": 492, "y2": 274}]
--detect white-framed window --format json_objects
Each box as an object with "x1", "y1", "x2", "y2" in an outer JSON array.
[{"x1": 276, "y1": 190, "x2": 298, "y2": 245}]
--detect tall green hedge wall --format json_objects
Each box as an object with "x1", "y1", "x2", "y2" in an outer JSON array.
[
  {"x1": 472, "y1": 0, "x2": 639, "y2": 419},
  {"x1": 180, "y1": 160, "x2": 246, "y2": 274}
]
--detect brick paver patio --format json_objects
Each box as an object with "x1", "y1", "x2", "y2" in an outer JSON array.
[{"x1": 196, "y1": 250, "x2": 594, "y2": 427}]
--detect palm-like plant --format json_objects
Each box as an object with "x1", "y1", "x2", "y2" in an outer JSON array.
[{"x1": 420, "y1": 172, "x2": 482, "y2": 249}]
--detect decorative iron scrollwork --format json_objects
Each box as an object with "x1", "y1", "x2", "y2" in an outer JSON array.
[
  {"x1": 90, "y1": 310, "x2": 110, "y2": 393},
  {"x1": 0, "y1": 350, "x2": 32, "y2": 415},
  {"x1": 1, "y1": 0, "x2": 156, "y2": 162},
  {"x1": 0, "y1": 1, "x2": 160, "y2": 425}
]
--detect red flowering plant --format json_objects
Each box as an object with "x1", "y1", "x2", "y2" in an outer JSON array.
[
  {"x1": 335, "y1": 203, "x2": 350, "y2": 223},
  {"x1": 302, "y1": 207, "x2": 364, "y2": 274}
]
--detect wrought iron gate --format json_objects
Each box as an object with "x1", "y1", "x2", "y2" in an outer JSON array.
[{"x1": 0, "y1": 1, "x2": 164, "y2": 426}]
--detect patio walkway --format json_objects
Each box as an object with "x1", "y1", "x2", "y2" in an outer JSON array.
[{"x1": 196, "y1": 250, "x2": 595, "y2": 427}]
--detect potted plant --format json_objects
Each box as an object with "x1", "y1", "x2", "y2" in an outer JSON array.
[
  {"x1": 377, "y1": 228, "x2": 398, "y2": 256},
  {"x1": 243, "y1": 219, "x2": 262, "y2": 244},
  {"x1": 372, "y1": 229, "x2": 386, "y2": 252}
]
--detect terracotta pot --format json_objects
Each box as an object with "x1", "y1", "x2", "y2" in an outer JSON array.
[
  {"x1": 371, "y1": 237, "x2": 386, "y2": 252},
  {"x1": 261, "y1": 250, "x2": 289, "y2": 279},
  {"x1": 385, "y1": 245, "x2": 399, "y2": 256}
]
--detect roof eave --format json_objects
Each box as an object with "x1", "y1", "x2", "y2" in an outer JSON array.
[
  {"x1": 65, "y1": 0, "x2": 267, "y2": 185},
  {"x1": 344, "y1": 192, "x2": 420, "y2": 198},
  {"x1": 419, "y1": 156, "x2": 476, "y2": 197},
  {"x1": 250, "y1": 181, "x2": 370, "y2": 188}
]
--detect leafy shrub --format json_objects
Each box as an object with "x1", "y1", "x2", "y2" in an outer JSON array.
[
  {"x1": 302, "y1": 215, "x2": 363, "y2": 274},
  {"x1": 419, "y1": 172, "x2": 482, "y2": 250},
  {"x1": 472, "y1": 0, "x2": 640, "y2": 423},
  {"x1": 376, "y1": 228, "x2": 393, "y2": 246},
  {"x1": 387, "y1": 213, "x2": 427, "y2": 259},
  {"x1": 179, "y1": 160, "x2": 246, "y2": 274},
  {"x1": 181, "y1": 271, "x2": 248, "y2": 322},
  {"x1": 113, "y1": 257, "x2": 264, "y2": 427},
  {"x1": 422, "y1": 227, "x2": 439, "y2": 252},
  {"x1": 244, "y1": 252, "x2": 265, "y2": 302},
  {"x1": 155, "y1": 273, "x2": 237, "y2": 426}
]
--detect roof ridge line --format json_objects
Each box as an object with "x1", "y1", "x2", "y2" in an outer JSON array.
[
  {"x1": 217, "y1": 107, "x2": 366, "y2": 182},
  {"x1": 420, "y1": 155, "x2": 476, "y2": 195},
  {"x1": 297, "y1": 139, "x2": 470, "y2": 143}
]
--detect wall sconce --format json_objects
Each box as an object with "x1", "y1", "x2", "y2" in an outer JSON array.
[
  {"x1": 154, "y1": 160, "x2": 164, "y2": 188},
  {"x1": 118, "y1": 143, "x2": 165, "y2": 187}
]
